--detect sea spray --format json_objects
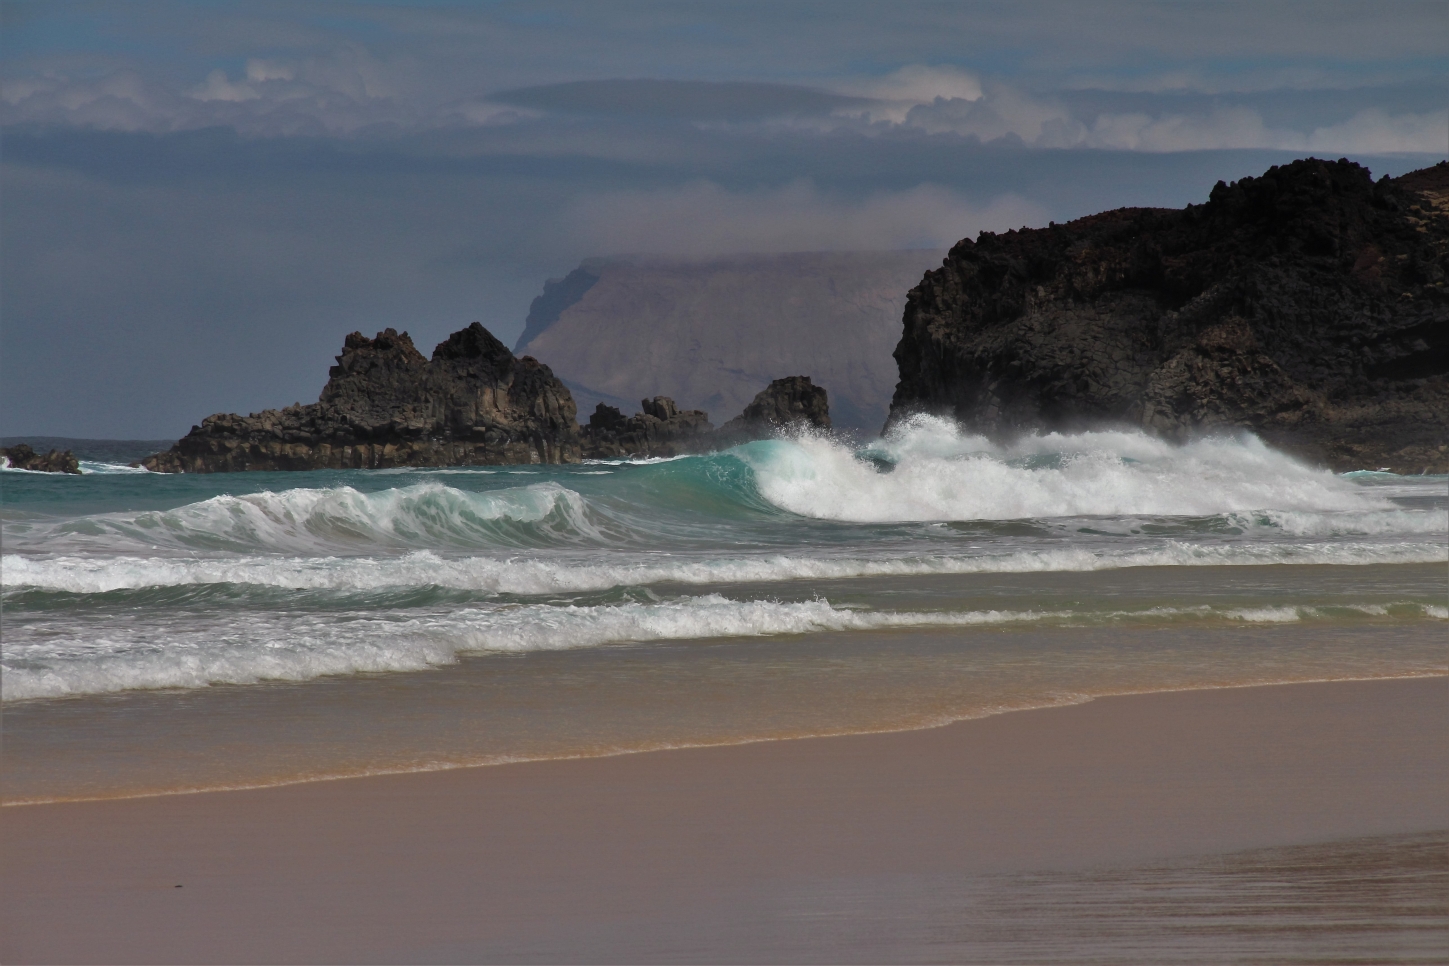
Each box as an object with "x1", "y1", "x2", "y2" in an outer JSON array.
[{"x1": 746, "y1": 417, "x2": 1390, "y2": 522}]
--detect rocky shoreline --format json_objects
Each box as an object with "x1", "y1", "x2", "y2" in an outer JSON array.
[
  {"x1": 141, "y1": 325, "x2": 581, "y2": 473},
  {"x1": 1, "y1": 444, "x2": 81, "y2": 475},
  {"x1": 888, "y1": 159, "x2": 1448, "y2": 473},
  {"x1": 139, "y1": 326, "x2": 830, "y2": 472},
  {"x1": 137, "y1": 158, "x2": 1445, "y2": 476}
]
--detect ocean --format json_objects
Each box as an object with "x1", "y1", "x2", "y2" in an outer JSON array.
[{"x1": 3, "y1": 416, "x2": 1445, "y2": 805}]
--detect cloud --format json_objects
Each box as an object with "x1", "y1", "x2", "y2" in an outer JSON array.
[
  {"x1": 2, "y1": 46, "x2": 445, "y2": 136},
  {"x1": 833, "y1": 65, "x2": 984, "y2": 124},
  {"x1": 490, "y1": 79, "x2": 866, "y2": 121},
  {"x1": 190, "y1": 69, "x2": 262, "y2": 103},
  {"x1": 1306, "y1": 109, "x2": 1448, "y2": 155},
  {"x1": 1073, "y1": 105, "x2": 1448, "y2": 153},
  {"x1": 891, "y1": 80, "x2": 1448, "y2": 154},
  {"x1": 564, "y1": 180, "x2": 1048, "y2": 256},
  {"x1": 903, "y1": 83, "x2": 1070, "y2": 143}
]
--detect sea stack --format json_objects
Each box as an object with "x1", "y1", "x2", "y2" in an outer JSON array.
[
  {"x1": 141, "y1": 323, "x2": 580, "y2": 472},
  {"x1": 579, "y1": 396, "x2": 715, "y2": 459},
  {"x1": 1, "y1": 444, "x2": 81, "y2": 474},
  {"x1": 579, "y1": 377, "x2": 832, "y2": 459},
  {"x1": 888, "y1": 159, "x2": 1449, "y2": 473},
  {"x1": 714, "y1": 376, "x2": 831, "y2": 445}
]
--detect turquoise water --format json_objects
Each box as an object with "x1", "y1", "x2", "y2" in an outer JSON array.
[{"x1": 3, "y1": 418, "x2": 1445, "y2": 801}]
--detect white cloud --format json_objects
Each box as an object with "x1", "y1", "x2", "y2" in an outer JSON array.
[
  {"x1": 1074, "y1": 105, "x2": 1448, "y2": 153},
  {"x1": 3, "y1": 47, "x2": 436, "y2": 135},
  {"x1": 834, "y1": 65, "x2": 985, "y2": 123},
  {"x1": 1306, "y1": 108, "x2": 1448, "y2": 154},
  {"x1": 2, "y1": 48, "x2": 1441, "y2": 155},
  {"x1": 0, "y1": 70, "x2": 194, "y2": 132},
  {"x1": 889, "y1": 80, "x2": 1447, "y2": 154},
  {"x1": 1082, "y1": 106, "x2": 1278, "y2": 151},
  {"x1": 903, "y1": 83, "x2": 1071, "y2": 143},
  {"x1": 564, "y1": 180, "x2": 1048, "y2": 256},
  {"x1": 190, "y1": 69, "x2": 261, "y2": 103},
  {"x1": 245, "y1": 60, "x2": 295, "y2": 83}
]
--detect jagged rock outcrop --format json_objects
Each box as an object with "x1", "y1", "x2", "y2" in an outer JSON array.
[
  {"x1": 141, "y1": 323, "x2": 580, "y2": 472},
  {"x1": 580, "y1": 377, "x2": 831, "y2": 458},
  {"x1": 2, "y1": 444, "x2": 80, "y2": 474},
  {"x1": 581, "y1": 397, "x2": 714, "y2": 459},
  {"x1": 715, "y1": 376, "x2": 831, "y2": 444},
  {"x1": 889, "y1": 159, "x2": 1449, "y2": 472}
]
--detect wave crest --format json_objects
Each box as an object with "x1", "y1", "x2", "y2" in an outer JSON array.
[
  {"x1": 5, "y1": 481, "x2": 609, "y2": 554},
  {"x1": 6, "y1": 593, "x2": 1444, "y2": 702},
  {"x1": 745, "y1": 417, "x2": 1400, "y2": 522},
  {"x1": 5, "y1": 542, "x2": 1445, "y2": 599}
]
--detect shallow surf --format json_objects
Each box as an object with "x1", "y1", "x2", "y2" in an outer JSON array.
[{"x1": 3, "y1": 421, "x2": 1445, "y2": 801}]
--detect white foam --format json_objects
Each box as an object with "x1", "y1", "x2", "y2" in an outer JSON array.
[
  {"x1": 6, "y1": 594, "x2": 1443, "y2": 702},
  {"x1": 747, "y1": 418, "x2": 1403, "y2": 522},
  {"x1": 4, "y1": 481, "x2": 603, "y2": 554},
  {"x1": 78, "y1": 461, "x2": 150, "y2": 475},
  {"x1": 1237, "y1": 508, "x2": 1449, "y2": 537},
  {"x1": 5, "y1": 540, "x2": 1444, "y2": 597}
]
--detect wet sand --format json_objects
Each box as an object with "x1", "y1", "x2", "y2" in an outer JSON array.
[{"x1": 3, "y1": 676, "x2": 1445, "y2": 964}]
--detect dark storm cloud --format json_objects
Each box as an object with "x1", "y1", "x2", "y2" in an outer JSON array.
[{"x1": 1, "y1": 1, "x2": 1445, "y2": 436}]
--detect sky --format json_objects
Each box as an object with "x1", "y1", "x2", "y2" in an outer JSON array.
[{"x1": 3, "y1": 1, "x2": 1446, "y2": 438}]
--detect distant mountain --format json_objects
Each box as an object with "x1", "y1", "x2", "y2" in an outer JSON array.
[{"x1": 514, "y1": 250, "x2": 946, "y2": 432}]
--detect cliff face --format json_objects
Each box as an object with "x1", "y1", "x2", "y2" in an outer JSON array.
[
  {"x1": 142, "y1": 323, "x2": 580, "y2": 472},
  {"x1": 889, "y1": 159, "x2": 1449, "y2": 472},
  {"x1": 515, "y1": 250, "x2": 944, "y2": 432}
]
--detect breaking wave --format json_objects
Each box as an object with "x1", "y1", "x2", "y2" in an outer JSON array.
[
  {"x1": 6, "y1": 594, "x2": 1444, "y2": 702},
  {"x1": 4, "y1": 421, "x2": 1444, "y2": 704},
  {"x1": 5, "y1": 541, "x2": 1445, "y2": 599},
  {"x1": 5, "y1": 424, "x2": 1442, "y2": 561},
  {"x1": 746, "y1": 417, "x2": 1406, "y2": 522},
  {"x1": 5, "y1": 481, "x2": 612, "y2": 554}
]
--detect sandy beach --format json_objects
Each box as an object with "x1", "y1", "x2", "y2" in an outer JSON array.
[{"x1": 3, "y1": 675, "x2": 1445, "y2": 964}]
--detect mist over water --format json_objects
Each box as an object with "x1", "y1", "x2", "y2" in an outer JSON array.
[{"x1": 3, "y1": 421, "x2": 1445, "y2": 799}]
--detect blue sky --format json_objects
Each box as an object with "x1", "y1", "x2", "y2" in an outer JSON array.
[{"x1": 3, "y1": 1, "x2": 1446, "y2": 436}]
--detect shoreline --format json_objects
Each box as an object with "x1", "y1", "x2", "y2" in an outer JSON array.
[
  {"x1": 4, "y1": 676, "x2": 1444, "y2": 963},
  {"x1": 4, "y1": 670, "x2": 1445, "y2": 808}
]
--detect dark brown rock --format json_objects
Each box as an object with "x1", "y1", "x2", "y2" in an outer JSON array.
[
  {"x1": 1, "y1": 443, "x2": 81, "y2": 474},
  {"x1": 579, "y1": 378, "x2": 832, "y2": 459},
  {"x1": 141, "y1": 323, "x2": 581, "y2": 473},
  {"x1": 715, "y1": 376, "x2": 831, "y2": 444},
  {"x1": 888, "y1": 159, "x2": 1449, "y2": 473},
  {"x1": 580, "y1": 398, "x2": 714, "y2": 459}
]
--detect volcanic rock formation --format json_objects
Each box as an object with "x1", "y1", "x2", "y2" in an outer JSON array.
[
  {"x1": 580, "y1": 396, "x2": 715, "y2": 459},
  {"x1": 1, "y1": 444, "x2": 81, "y2": 474},
  {"x1": 715, "y1": 376, "x2": 831, "y2": 445},
  {"x1": 141, "y1": 324, "x2": 580, "y2": 472},
  {"x1": 580, "y1": 377, "x2": 831, "y2": 459},
  {"x1": 888, "y1": 159, "x2": 1449, "y2": 473}
]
